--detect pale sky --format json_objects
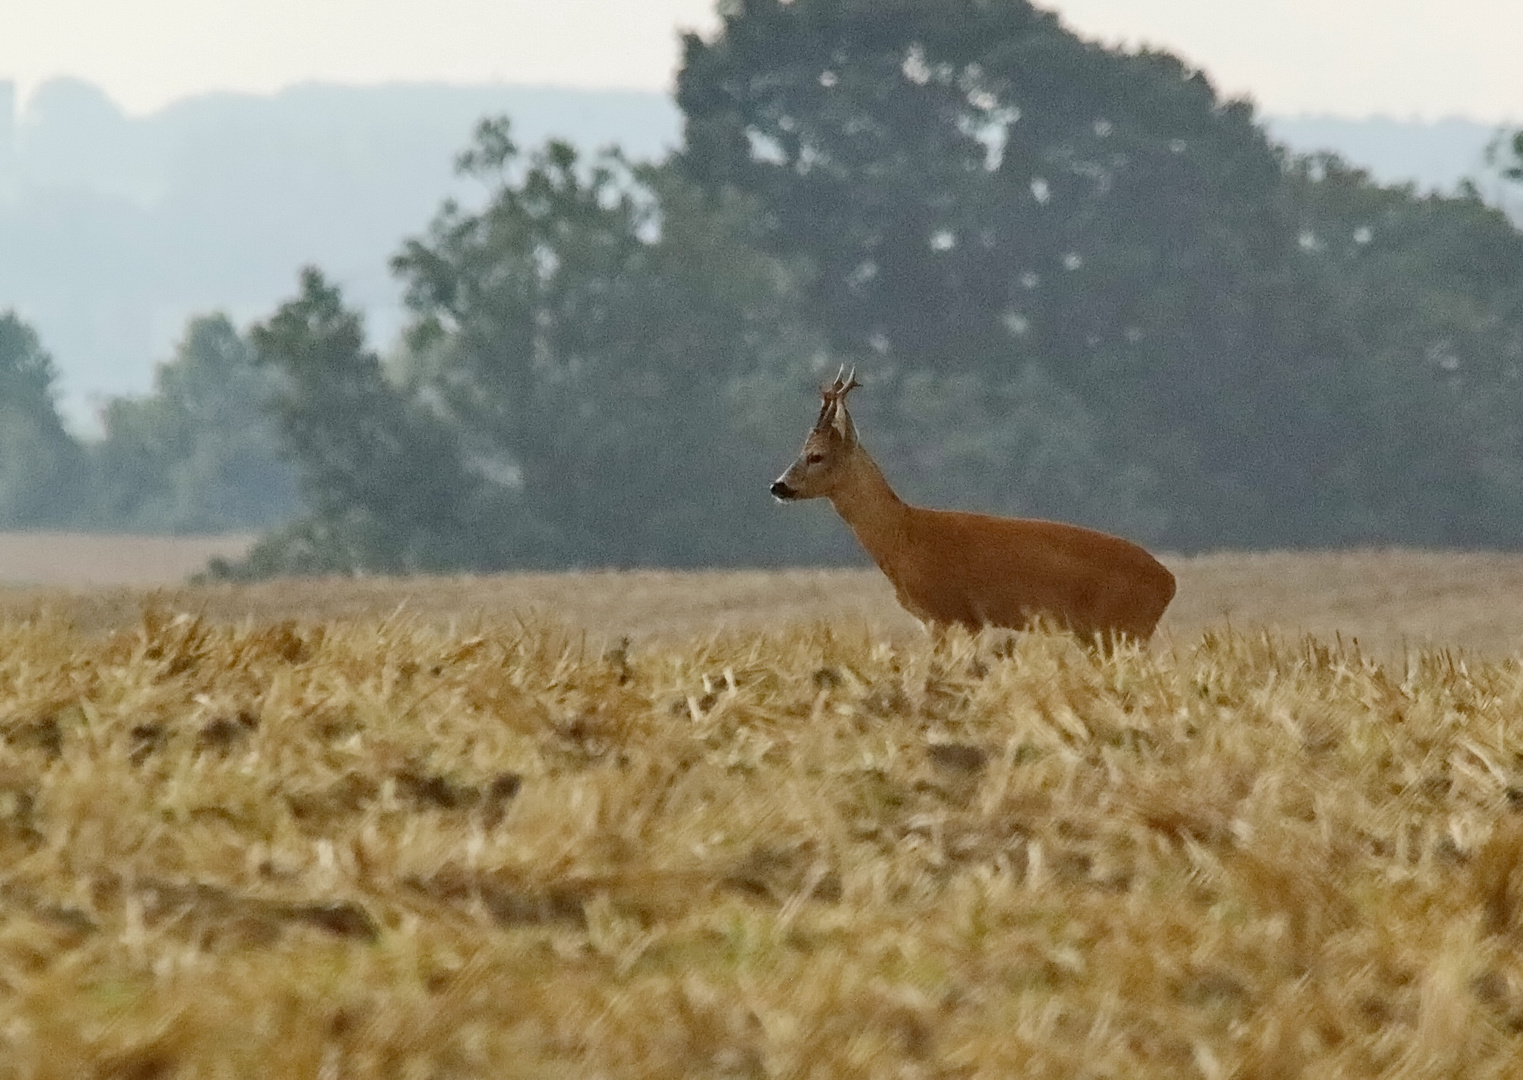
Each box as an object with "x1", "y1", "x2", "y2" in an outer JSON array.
[{"x1": 1, "y1": 0, "x2": 1520, "y2": 120}]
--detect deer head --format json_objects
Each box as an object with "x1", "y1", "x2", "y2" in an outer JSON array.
[{"x1": 770, "y1": 366, "x2": 862, "y2": 501}]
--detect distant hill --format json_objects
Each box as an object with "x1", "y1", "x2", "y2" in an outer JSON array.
[
  {"x1": 0, "y1": 78, "x2": 1517, "y2": 431},
  {"x1": 1264, "y1": 114, "x2": 1518, "y2": 197}
]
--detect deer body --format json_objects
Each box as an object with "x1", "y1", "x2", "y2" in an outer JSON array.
[{"x1": 772, "y1": 373, "x2": 1176, "y2": 642}]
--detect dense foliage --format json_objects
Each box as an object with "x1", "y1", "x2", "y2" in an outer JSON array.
[
  {"x1": 0, "y1": 312, "x2": 84, "y2": 527},
  {"x1": 0, "y1": 311, "x2": 295, "y2": 534},
  {"x1": 232, "y1": 128, "x2": 847, "y2": 574},
  {"x1": 675, "y1": 0, "x2": 1523, "y2": 549},
  {"x1": 91, "y1": 314, "x2": 297, "y2": 533},
  {"x1": 4, "y1": 0, "x2": 1523, "y2": 568},
  {"x1": 233, "y1": 266, "x2": 523, "y2": 576},
  {"x1": 385, "y1": 128, "x2": 834, "y2": 568}
]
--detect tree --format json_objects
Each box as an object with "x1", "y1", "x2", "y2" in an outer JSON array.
[
  {"x1": 675, "y1": 0, "x2": 1523, "y2": 550},
  {"x1": 91, "y1": 314, "x2": 298, "y2": 532},
  {"x1": 0, "y1": 312, "x2": 84, "y2": 526},
  {"x1": 221, "y1": 267, "x2": 518, "y2": 576},
  {"x1": 673, "y1": 0, "x2": 1369, "y2": 547},
  {"x1": 389, "y1": 118, "x2": 840, "y2": 568},
  {"x1": 224, "y1": 65, "x2": 1523, "y2": 573},
  {"x1": 1284, "y1": 155, "x2": 1523, "y2": 545}
]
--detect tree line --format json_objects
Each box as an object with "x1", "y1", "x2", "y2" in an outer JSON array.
[
  {"x1": 5, "y1": 0, "x2": 1523, "y2": 573},
  {"x1": 0, "y1": 311, "x2": 296, "y2": 535}
]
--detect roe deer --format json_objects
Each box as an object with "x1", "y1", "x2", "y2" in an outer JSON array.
[{"x1": 770, "y1": 369, "x2": 1176, "y2": 643}]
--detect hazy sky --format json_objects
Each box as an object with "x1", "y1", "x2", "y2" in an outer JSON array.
[{"x1": 2, "y1": 0, "x2": 1520, "y2": 120}]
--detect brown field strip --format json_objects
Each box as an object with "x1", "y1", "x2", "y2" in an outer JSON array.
[
  {"x1": 4, "y1": 547, "x2": 1523, "y2": 657},
  {"x1": 0, "y1": 531, "x2": 255, "y2": 588}
]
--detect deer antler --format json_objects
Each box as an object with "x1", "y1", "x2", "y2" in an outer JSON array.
[
  {"x1": 839, "y1": 366, "x2": 861, "y2": 399},
  {"x1": 814, "y1": 365, "x2": 862, "y2": 430},
  {"x1": 822, "y1": 364, "x2": 861, "y2": 402}
]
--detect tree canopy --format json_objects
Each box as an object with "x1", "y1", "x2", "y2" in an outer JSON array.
[
  {"x1": 673, "y1": 0, "x2": 1523, "y2": 549},
  {"x1": 0, "y1": 312, "x2": 85, "y2": 527},
  {"x1": 221, "y1": 122, "x2": 846, "y2": 575},
  {"x1": 91, "y1": 314, "x2": 298, "y2": 533}
]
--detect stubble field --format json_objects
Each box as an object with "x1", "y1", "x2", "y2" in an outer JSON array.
[{"x1": 5, "y1": 547, "x2": 1523, "y2": 1076}]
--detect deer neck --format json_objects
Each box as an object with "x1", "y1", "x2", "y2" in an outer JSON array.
[{"x1": 829, "y1": 447, "x2": 911, "y2": 572}]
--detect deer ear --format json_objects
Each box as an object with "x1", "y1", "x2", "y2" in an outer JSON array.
[
  {"x1": 813, "y1": 394, "x2": 834, "y2": 433},
  {"x1": 831, "y1": 398, "x2": 857, "y2": 446}
]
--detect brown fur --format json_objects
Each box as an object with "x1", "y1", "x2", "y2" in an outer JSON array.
[{"x1": 771, "y1": 373, "x2": 1176, "y2": 642}]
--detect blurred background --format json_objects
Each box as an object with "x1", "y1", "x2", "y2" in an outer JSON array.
[{"x1": 2, "y1": 0, "x2": 1521, "y2": 577}]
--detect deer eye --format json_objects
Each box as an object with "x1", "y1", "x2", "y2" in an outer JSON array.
[{"x1": 806, "y1": 452, "x2": 825, "y2": 464}]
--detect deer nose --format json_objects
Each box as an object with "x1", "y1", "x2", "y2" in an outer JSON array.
[{"x1": 770, "y1": 480, "x2": 795, "y2": 500}]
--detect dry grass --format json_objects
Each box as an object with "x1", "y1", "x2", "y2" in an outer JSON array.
[{"x1": 4, "y1": 562, "x2": 1523, "y2": 1075}]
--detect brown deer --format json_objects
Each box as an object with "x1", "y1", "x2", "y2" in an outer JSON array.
[{"x1": 770, "y1": 369, "x2": 1176, "y2": 643}]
